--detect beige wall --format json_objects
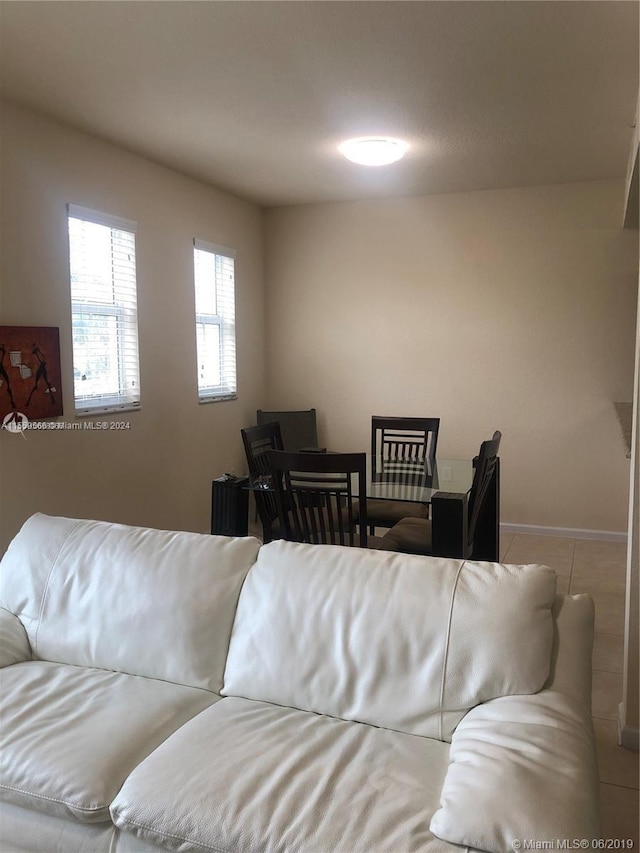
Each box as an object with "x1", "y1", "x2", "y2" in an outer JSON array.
[
  {"x1": 1, "y1": 101, "x2": 638, "y2": 551},
  {"x1": 620, "y1": 94, "x2": 639, "y2": 747},
  {"x1": 621, "y1": 286, "x2": 639, "y2": 745},
  {"x1": 0, "y1": 101, "x2": 265, "y2": 553},
  {"x1": 264, "y1": 182, "x2": 639, "y2": 532}
]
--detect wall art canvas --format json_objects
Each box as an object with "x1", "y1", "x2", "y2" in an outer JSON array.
[{"x1": 0, "y1": 326, "x2": 63, "y2": 421}]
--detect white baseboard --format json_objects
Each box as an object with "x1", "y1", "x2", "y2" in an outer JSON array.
[
  {"x1": 618, "y1": 703, "x2": 640, "y2": 751},
  {"x1": 500, "y1": 523, "x2": 627, "y2": 544}
]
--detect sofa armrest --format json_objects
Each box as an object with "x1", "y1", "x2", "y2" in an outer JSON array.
[
  {"x1": 430, "y1": 593, "x2": 598, "y2": 852},
  {"x1": 429, "y1": 689, "x2": 599, "y2": 852},
  {"x1": 0, "y1": 607, "x2": 32, "y2": 666},
  {"x1": 544, "y1": 593, "x2": 595, "y2": 708}
]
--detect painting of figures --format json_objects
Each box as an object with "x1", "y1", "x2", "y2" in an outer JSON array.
[{"x1": 0, "y1": 326, "x2": 63, "y2": 421}]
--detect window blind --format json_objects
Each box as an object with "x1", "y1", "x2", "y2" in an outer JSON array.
[
  {"x1": 67, "y1": 204, "x2": 141, "y2": 415},
  {"x1": 193, "y1": 239, "x2": 237, "y2": 402}
]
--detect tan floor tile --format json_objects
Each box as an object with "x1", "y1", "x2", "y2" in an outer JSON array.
[
  {"x1": 570, "y1": 577, "x2": 627, "y2": 604},
  {"x1": 572, "y1": 562, "x2": 628, "y2": 587},
  {"x1": 569, "y1": 567, "x2": 627, "y2": 637},
  {"x1": 572, "y1": 540, "x2": 628, "y2": 583},
  {"x1": 503, "y1": 535, "x2": 574, "y2": 576},
  {"x1": 592, "y1": 633, "x2": 624, "y2": 674},
  {"x1": 507, "y1": 533, "x2": 576, "y2": 557},
  {"x1": 592, "y1": 670, "x2": 624, "y2": 721},
  {"x1": 592, "y1": 601, "x2": 626, "y2": 637},
  {"x1": 509, "y1": 533, "x2": 575, "y2": 551},
  {"x1": 599, "y1": 783, "x2": 640, "y2": 843},
  {"x1": 555, "y1": 574, "x2": 570, "y2": 594},
  {"x1": 594, "y1": 718, "x2": 640, "y2": 790},
  {"x1": 574, "y1": 539, "x2": 628, "y2": 564}
]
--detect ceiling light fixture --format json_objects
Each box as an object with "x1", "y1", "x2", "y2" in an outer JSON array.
[{"x1": 339, "y1": 136, "x2": 408, "y2": 166}]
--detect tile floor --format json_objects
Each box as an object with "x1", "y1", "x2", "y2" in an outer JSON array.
[{"x1": 501, "y1": 533, "x2": 639, "y2": 842}]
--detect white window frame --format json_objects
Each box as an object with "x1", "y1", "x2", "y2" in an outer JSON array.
[
  {"x1": 67, "y1": 203, "x2": 141, "y2": 416},
  {"x1": 193, "y1": 238, "x2": 237, "y2": 403}
]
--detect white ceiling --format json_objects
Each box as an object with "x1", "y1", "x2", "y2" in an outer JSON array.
[{"x1": 1, "y1": 1, "x2": 638, "y2": 207}]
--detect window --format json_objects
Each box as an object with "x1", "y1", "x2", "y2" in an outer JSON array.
[
  {"x1": 193, "y1": 239, "x2": 237, "y2": 402},
  {"x1": 67, "y1": 204, "x2": 140, "y2": 415}
]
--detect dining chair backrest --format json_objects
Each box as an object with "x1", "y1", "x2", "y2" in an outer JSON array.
[
  {"x1": 241, "y1": 422, "x2": 284, "y2": 543},
  {"x1": 381, "y1": 429, "x2": 502, "y2": 559},
  {"x1": 257, "y1": 408, "x2": 318, "y2": 451},
  {"x1": 269, "y1": 450, "x2": 367, "y2": 548},
  {"x1": 467, "y1": 430, "x2": 502, "y2": 552},
  {"x1": 371, "y1": 416, "x2": 440, "y2": 462}
]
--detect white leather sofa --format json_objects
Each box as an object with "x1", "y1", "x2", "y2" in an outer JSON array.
[{"x1": 0, "y1": 513, "x2": 600, "y2": 853}]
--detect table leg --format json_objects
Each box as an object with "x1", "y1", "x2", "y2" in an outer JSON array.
[
  {"x1": 431, "y1": 492, "x2": 469, "y2": 558},
  {"x1": 211, "y1": 477, "x2": 249, "y2": 536}
]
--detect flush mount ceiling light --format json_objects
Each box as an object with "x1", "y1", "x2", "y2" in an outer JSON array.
[{"x1": 339, "y1": 136, "x2": 408, "y2": 166}]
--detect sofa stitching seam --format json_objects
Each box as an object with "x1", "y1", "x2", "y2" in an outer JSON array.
[
  {"x1": 107, "y1": 825, "x2": 119, "y2": 853},
  {"x1": 33, "y1": 520, "x2": 84, "y2": 657},
  {"x1": 114, "y1": 814, "x2": 231, "y2": 853},
  {"x1": 438, "y1": 560, "x2": 466, "y2": 741},
  {"x1": 0, "y1": 783, "x2": 108, "y2": 812}
]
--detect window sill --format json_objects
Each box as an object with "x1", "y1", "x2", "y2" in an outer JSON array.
[
  {"x1": 75, "y1": 404, "x2": 141, "y2": 418},
  {"x1": 199, "y1": 395, "x2": 238, "y2": 404}
]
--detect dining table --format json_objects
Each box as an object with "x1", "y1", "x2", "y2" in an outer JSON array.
[
  {"x1": 365, "y1": 454, "x2": 499, "y2": 560},
  {"x1": 367, "y1": 455, "x2": 472, "y2": 501},
  {"x1": 212, "y1": 453, "x2": 500, "y2": 561}
]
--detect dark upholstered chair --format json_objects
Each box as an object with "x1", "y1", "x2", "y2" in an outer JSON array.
[
  {"x1": 381, "y1": 431, "x2": 502, "y2": 559},
  {"x1": 269, "y1": 450, "x2": 384, "y2": 549},
  {"x1": 256, "y1": 409, "x2": 320, "y2": 451},
  {"x1": 241, "y1": 422, "x2": 284, "y2": 543},
  {"x1": 367, "y1": 416, "x2": 440, "y2": 533}
]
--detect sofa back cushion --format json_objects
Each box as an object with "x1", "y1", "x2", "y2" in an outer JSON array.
[
  {"x1": 222, "y1": 540, "x2": 557, "y2": 740},
  {"x1": 0, "y1": 513, "x2": 261, "y2": 691}
]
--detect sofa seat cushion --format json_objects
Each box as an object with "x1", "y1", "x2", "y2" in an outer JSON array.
[
  {"x1": 223, "y1": 540, "x2": 557, "y2": 740},
  {"x1": 111, "y1": 696, "x2": 456, "y2": 853},
  {"x1": 0, "y1": 801, "x2": 118, "y2": 853},
  {"x1": 0, "y1": 661, "x2": 217, "y2": 823}
]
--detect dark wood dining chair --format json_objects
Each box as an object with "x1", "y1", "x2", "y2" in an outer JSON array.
[
  {"x1": 380, "y1": 431, "x2": 502, "y2": 559},
  {"x1": 269, "y1": 450, "x2": 382, "y2": 549},
  {"x1": 257, "y1": 408, "x2": 320, "y2": 451},
  {"x1": 241, "y1": 422, "x2": 284, "y2": 543},
  {"x1": 368, "y1": 416, "x2": 440, "y2": 534}
]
